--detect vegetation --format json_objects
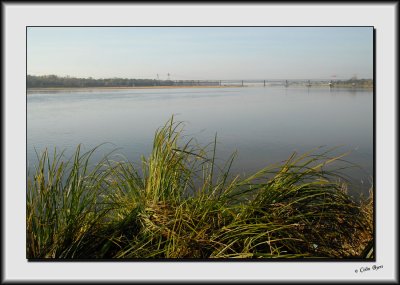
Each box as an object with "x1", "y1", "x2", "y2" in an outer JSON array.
[
  {"x1": 27, "y1": 75, "x2": 220, "y2": 88},
  {"x1": 27, "y1": 75, "x2": 373, "y2": 89},
  {"x1": 27, "y1": 74, "x2": 165, "y2": 88},
  {"x1": 27, "y1": 117, "x2": 373, "y2": 259},
  {"x1": 330, "y1": 77, "x2": 373, "y2": 88}
]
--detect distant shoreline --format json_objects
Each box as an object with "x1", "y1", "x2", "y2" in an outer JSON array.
[
  {"x1": 27, "y1": 85, "x2": 373, "y2": 93},
  {"x1": 27, "y1": 85, "x2": 243, "y2": 92}
]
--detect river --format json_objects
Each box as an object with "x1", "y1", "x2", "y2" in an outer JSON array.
[{"x1": 27, "y1": 86, "x2": 374, "y2": 195}]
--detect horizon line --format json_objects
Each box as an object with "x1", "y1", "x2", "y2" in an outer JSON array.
[{"x1": 27, "y1": 74, "x2": 374, "y2": 81}]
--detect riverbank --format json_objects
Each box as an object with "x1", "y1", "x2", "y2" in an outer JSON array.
[
  {"x1": 27, "y1": 117, "x2": 373, "y2": 259},
  {"x1": 27, "y1": 85, "x2": 243, "y2": 92},
  {"x1": 27, "y1": 85, "x2": 373, "y2": 93}
]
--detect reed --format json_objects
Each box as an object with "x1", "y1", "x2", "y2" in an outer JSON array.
[{"x1": 27, "y1": 116, "x2": 373, "y2": 259}]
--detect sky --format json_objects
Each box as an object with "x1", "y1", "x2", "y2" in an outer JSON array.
[{"x1": 27, "y1": 27, "x2": 373, "y2": 80}]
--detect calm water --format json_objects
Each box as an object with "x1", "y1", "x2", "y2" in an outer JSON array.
[{"x1": 27, "y1": 87, "x2": 374, "y2": 195}]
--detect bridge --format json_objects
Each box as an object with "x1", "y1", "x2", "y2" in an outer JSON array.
[{"x1": 164, "y1": 79, "x2": 335, "y2": 87}]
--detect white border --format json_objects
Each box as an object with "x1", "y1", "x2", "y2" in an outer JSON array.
[{"x1": 4, "y1": 3, "x2": 397, "y2": 283}]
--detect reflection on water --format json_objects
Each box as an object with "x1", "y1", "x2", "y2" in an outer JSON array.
[{"x1": 27, "y1": 86, "x2": 373, "y2": 195}]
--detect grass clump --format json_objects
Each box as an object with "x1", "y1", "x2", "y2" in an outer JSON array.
[{"x1": 27, "y1": 116, "x2": 373, "y2": 259}]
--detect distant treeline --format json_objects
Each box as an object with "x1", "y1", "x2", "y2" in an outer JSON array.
[
  {"x1": 331, "y1": 78, "x2": 373, "y2": 88},
  {"x1": 27, "y1": 75, "x2": 176, "y2": 88},
  {"x1": 27, "y1": 75, "x2": 373, "y2": 88}
]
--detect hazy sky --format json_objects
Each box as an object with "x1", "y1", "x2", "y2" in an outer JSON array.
[{"x1": 27, "y1": 27, "x2": 373, "y2": 80}]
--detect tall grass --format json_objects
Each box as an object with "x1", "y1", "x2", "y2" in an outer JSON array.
[{"x1": 27, "y1": 116, "x2": 373, "y2": 259}]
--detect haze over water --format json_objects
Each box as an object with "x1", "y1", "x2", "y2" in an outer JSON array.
[{"x1": 28, "y1": 27, "x2": 373, "y2": 80}]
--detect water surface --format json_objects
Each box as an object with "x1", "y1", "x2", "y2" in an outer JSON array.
[{"x1": 27, "y1": 86, "x2": 374, "y2": 195}]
